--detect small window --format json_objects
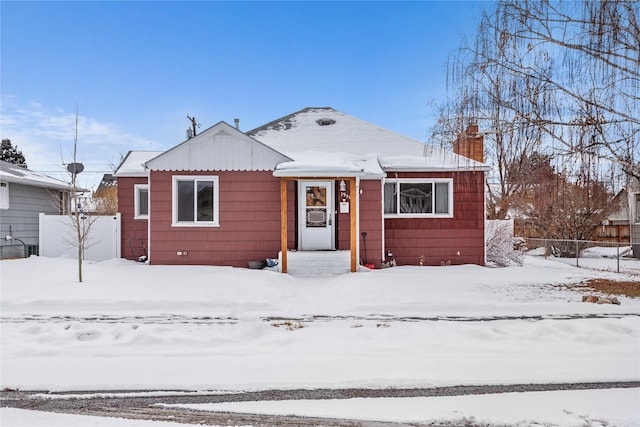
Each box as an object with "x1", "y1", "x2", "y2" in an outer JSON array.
[
  {"x1": 172, "y1": 176, "x2": 219, "y2": 226},
  {"x1": 134, "y1": 184, "x2": 149, "y2": 219},
  {"x1": 636, "y1": 194, "x2": 640, "y2": 223},
  {"x1": 0, "y1": 182, "x2": 8, "y2": 209},
  {"x1": 384, "y1": 179, "x2": 453, "y2": 217}
]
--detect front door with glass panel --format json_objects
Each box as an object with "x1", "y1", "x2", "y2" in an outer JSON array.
[{"x1": 298, "y1": 181, "x2": 335, "y2": 250}]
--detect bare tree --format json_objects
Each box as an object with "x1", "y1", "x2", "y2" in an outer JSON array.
[
  {"x1": 432, "y1": 77, "x2": 546, "y2": 220},
  {"x1": 431, "y1": 3, "x2": 551, "y2": 219},
  {"x1": 433, "y1": 0, "x2": 639, "y2": 238},
  {"x1": 444, "y1": 1, "x2": 639, "y2": 185},
  {"x1": 514, "y1": 152, "x2": 618, "y2": 255},
  {"x1": 66, "y1": 107, "x2": 97, "y2": 283}
]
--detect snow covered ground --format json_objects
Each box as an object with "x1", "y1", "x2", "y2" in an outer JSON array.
[
  {"x1": 1, "y1": 254, "x2": 639, "y2": 426},
  {"x1": 4, "y1": 388, "x2": 639, "y2": 427},
  {"x1": 1, "y1": 408, "x2": 192, "y2": 427},
  {"x1": 528, "y1": 245, "x2": 639, "y2": 274},
  {"x1": 168, "y1": 388, "x2": 640, "y2": 427}
]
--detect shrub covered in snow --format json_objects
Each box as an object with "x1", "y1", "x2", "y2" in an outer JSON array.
[{"x1": 485, "y1": 220, "x2": 526, "y2": 267}]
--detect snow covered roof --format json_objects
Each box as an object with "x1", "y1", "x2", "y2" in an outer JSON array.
[
  {"x1": 145, "y1": 121, "x2": 291, "y2": 172},
  {"x1": 0, "y1": 160, "x2": 82, "y2": 191},
  {"x1": 248, "y1": 107, "x2": 489, "y2": 177},
  {"x1": 116, "y1": 108, "x2": 489, "y2": 179},
  {"x1": 113, "y1": 150, "x2": 164, "y2": 177}
]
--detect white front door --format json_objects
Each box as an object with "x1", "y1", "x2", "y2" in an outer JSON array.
[{"x1": 298, "y1": 181, "x2": 335, "y2": 250}]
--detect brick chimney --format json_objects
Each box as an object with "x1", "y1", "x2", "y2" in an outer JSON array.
[{"x1": 453, "y1": 122, "x2": 484, "y2": 163}]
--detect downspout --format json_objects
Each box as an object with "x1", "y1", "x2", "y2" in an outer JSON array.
[
  {"x1": 483, "y1": 169, "x2": 488, "y2": 266},
  {"x1": 145, "y1": 164, "x2": 151, "y2": 264},
  {"x1": 380, "y1": 176, "x2": 386, "y2": 264},
  {"x1": 355, "y1": 176, "x2": 361, "y2": 268}
]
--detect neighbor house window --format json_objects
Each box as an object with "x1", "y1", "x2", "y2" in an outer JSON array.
[
  {"x1": 172, "y1": 176, "x2": 219, "y2": 226},
  {"x1": 384, "y1": 179, "x2": 453, "y2": 217},
  {"x1": 636, "y1": 194, "x2": 640, "y2": 223},
  {"x1": 0, "y1": 182, "x2": 8, "y2": 209},
  {"x1": 134, "y1": 184, "x2": 149, "y2": 219}
]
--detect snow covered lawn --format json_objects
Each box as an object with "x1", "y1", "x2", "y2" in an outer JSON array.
[{"x1": 1, "y1": 255, "x2": 639, "y2": 425}]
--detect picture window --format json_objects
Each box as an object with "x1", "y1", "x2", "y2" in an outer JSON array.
[{"x1": 384, "y1": 179, "x2": 452, "y2": 217}]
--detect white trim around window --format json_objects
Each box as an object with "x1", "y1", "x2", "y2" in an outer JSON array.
[
  {"x1": 0, "y1": 182, "x2": 8, "y2": 209},
  {"x1": 134, "y1": 184, "x2": 149, "y2": 219},
  {"x1": 172, "y1": 175, "x2": 219, "y2": 227},
  {"x1": 383, "y1": 178, "x2": 453, "y2": 218}
]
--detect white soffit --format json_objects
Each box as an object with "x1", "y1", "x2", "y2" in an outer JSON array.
[{"x1": 146, "y1": 121, "x2": 291, "y2": 172}]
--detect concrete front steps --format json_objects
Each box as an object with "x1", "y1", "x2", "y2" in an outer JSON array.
[{"x1": 278, "y1": 250, "x2": 356, "y2": 276}]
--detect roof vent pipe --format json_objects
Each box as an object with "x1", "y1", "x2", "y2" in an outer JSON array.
[
  {"x1": 316, "y1": 118, "x2": 336, "y2": 126},
  {"x1": 234, "y1": 118, "x2": 240, "y2": 130}
]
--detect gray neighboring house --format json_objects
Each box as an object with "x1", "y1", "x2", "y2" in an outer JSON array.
[{"x1": 0, "y1": 160, "x2": 79, "y2": 258}]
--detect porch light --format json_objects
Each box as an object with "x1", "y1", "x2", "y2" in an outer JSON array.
[{"x1": 339, "y1": 180, "x2": 346, "y2": 192}]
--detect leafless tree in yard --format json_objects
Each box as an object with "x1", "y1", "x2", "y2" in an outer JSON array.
[
  {"x1": 65, "y1": 106, "x2": 97, "y2": 283},
  {"x1": 513, "y1": 152, "x2": 618, "y2": 255},
  {"x1": 434, "y1": 0, "x2": 639, "y2": 218}
]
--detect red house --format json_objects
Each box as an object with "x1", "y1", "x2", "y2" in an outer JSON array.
[{"x1": 114, "y1": 107, "x2": 488, "y2": 272}]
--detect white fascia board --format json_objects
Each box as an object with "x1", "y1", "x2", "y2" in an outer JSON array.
[
  {"x1": 382, "y1": 165, "x2": 491, "y2": 173},
  {"x1": 273, "y1": 169, "x2": 366, "y2": 178}
]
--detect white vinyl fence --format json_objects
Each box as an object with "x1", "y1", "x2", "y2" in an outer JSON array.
[{"x1": 39, "y1": 213, "x2": 121, "y2": 261}]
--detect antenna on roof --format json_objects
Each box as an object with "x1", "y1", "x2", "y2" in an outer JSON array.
[{"x1": 186, "y1": 115, "x2": 200, "y2": 137}]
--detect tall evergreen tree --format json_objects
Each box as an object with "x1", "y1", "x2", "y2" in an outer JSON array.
[{"x1": 1, "y1": 139, "x2": 27, "y2": 167}]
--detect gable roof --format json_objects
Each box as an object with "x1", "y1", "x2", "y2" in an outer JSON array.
[
  {"x1": 113, "y1": 150, "x2": 164, "y2": 177},
  {"x1": 146, "y1": 121, "x2": 291, "y2": 172},
  {"x1": 0, "y1": 160, "x2": 82, "y2": 191},
  {"x1": 248, "y1": 107, "x2": 489, "y2": 177}
]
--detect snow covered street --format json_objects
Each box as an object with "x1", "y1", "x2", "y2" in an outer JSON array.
[{"x1": 1, "y1": 254, "x2": 639, "y2": 425}]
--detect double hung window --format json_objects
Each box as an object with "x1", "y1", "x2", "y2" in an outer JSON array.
[
  {"x1": 384, "y1": 179, "x2": 452, "y2": 217},
  {"x1": 172, "y1": 176, "x2": 219, "y2": 226}
]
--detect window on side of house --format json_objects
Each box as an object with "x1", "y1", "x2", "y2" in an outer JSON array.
[
  {"x1": 636, "y1": 193, "x2": 640, "y2": 223},
  {"x1": 0, "y1": 182, "x2": 8, "y2": 209},
  {"x1": 172, "y1": 176, "x2": 219, "y2": 226},
  {"x1": 384, "y1": 179, "x2": 453, "y2": 217},
  {"x1": 134, "y1": 184, "x2": 149, "y2": 219}
]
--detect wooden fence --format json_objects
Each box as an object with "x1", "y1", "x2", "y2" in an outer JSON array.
[{"x1": 515, "y1": 222, "x2": 630, "y2": 243}]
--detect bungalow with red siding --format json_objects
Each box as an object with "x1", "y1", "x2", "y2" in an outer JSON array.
[{"x1": 114, "y1": 107, "x2": 489, "y2": 272}]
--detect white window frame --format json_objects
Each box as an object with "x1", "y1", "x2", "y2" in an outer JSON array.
[
  {"x1": 635, "y1": 193, "x2": 640, "y2": 224},
  {"x1": 383, "y1": 178, "x2": 453, "y2": 218},
  {"x1": 134, "y1": 184, "x2": 149, "y2": 219},
  {"x1": 0, "y1": 182, "x2": 8, "y2": 209},
  {"x1": 172, "y1": 175, "x2": 219, "y2": 227}
]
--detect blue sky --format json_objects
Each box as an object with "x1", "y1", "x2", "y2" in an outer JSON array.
[{"x1": 1, "y1": 1, "x2": 484, "y2": 189}]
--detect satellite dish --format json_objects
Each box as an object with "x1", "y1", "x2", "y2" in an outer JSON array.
[{"x1": 67, "y1": 162, "x2": 84, "y2": 174}]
